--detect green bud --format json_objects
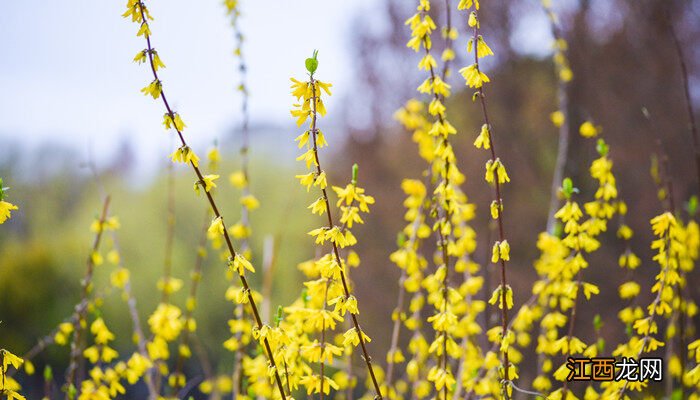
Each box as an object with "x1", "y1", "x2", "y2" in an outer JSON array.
[
  {"x1": 671, "y1": 388, "x2": 684, "y2": 400},
  {"x1": 352, "y1": 163, "x2": 359, "y2": 186},
  {"x1": 596, "y1": 138, "x2": 609, "y2": 156},
  {"x1": 396, "y1": 232, "x2": 407, "y2": 247},
  {"x1": 687, "y1": 195, "x2": 698, "y2": 216},
  {"x1": 44, "y1": 365, "x2": 53, "y2": 381},
  {"x1": 67, "y1": 384, "x2": 77, "y2": 400},
  {"x1": 597, "y1": 338, "x2": 605, "y2": 353},
  {"x1": 552, "y1": 221, "x2": 563, "y2": 238},
  {"x1": 593, "y1": 314, "x2": 602, "y2": 331},
  {"x1": 275, "y1": 306, "x2": 284, "y2": 327},
  {"x1": 561, "y1": 177, "x2": 578, "y2": 199},
  {"x1": 305, "y1": 49, "x2": 319, "y2": 75}
]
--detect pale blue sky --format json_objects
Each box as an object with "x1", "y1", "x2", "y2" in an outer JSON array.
[
  {"x1": 0, "y1": 0, "x2": 376, "y2": 171},
  {"x1": 0, "y1": 0, "x2": 555, "y2": 176}
]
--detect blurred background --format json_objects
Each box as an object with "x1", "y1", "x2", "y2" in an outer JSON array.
[{"x1": 1, "y1": 0, "x2": 699, "y2": 397}]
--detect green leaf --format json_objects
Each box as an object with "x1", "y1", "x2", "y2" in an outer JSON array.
[
  {"x1": 305, "y1": 49, "x2": 319, "y2": 74},
  {"x1": 687, "y1": 195, "x2": 698, "y2": 216},
  {"x1": 396, "y1": 232, "x2": 407, "y2": 247},
  {"x1": 44, "y1": 365, "x2": 53, "y2": 381},
  {"x1": 352, "y1": 163, "x2": 359, "y2": 186},
  {"x1": 670, "y1": 388, "x2": 683, "y2": 400},
  {"x1": 596, "y1": 138, "x2": 609, "y2": 156},
  {"x1": 593, "y1": 314, "x2": 602, "y2": 331},
  {"x1": 561, "y1": 177, "x2": 577, "y2": 199}
]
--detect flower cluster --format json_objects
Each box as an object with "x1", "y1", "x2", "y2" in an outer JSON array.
[
  {"x1": 0, "y1": 178, "x2": 19, "y2": 225},
  {"x1": 394, "y1": 2, "x2": 486, "y2": 398},
  {"x1": 1, "y1": 349, "x2": 25, "y2": 400},
  {"x1": 284, "y1": 55, "x2": 381, "y2": 399}
]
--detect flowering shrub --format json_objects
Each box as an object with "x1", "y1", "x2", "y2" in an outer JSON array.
[{"x1": 2, "y1": 1, "x2": 700, "y2": 400}]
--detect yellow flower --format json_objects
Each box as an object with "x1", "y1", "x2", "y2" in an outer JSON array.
[
  {"x1": 230, "y1": 254, "x2": 255, "y2": 275},
  {"x1": 229, "y1": 171, "x2": 247, "y2": 188},
  {"x1": 296, "y1": 172, "x2": 315, "y2": 191},
  {"x1": 140, "y1": 79, "x2": 162, "y2": 99},
  {"x1": 1, "y1": 349, "x2": 24, "y2": 371},
  {"x1": 343, "y1": 327, "x2": 371, "y2": 347},
  {"x1": 469, "y1": 36, "x2": 493, "y2": 58},
  {"x1": 314, "y1": 171, "x2": 327, "y2": 189},
  {"x1": 332, "y1": 184, "x2": 356, "y2": 206},
  {"x1": 308, "y1": 198, "x2": 327, "y2": 215},
  {"x1": 651, "y1": 212, "x2": 675, "y2": 236},
  {"x1": 296, "y1": 148, "x2": 317, "y2": 168},
  {"x1": 499, "y1": 240, "x2": 510, "y2": 261},
  {"x1": 0, "y1": 200, "x2": 19, "y2": 224},
  {"x1": 194, "y1": 174, "x2": 219, "y2": 194},
  {"x1": 137, "y1": 22, "x2": 151, "y2": 37},
  {"x1": 418, "y1": 54, "x2": 437, "y2": 71},
  {"x1": 467, "y1": 11, "x2": 478, "y2": 27},
  {"x1": 618, "y1": 281, "x2": 640, "y2": 299},
  {"x1": 229, "y1": 222, "x2": 251, "y2": 239},
  {"x1": 340, "y1": 206, "x2": 363, "y2": 228},
  {"x1": 208, "y1": 216, "x2": 225, "y2": 236},
  {"x1": 550, "y1": 110, "x2": 565, "y2": 127},
  {"x1": 579, "y1": 121, "x2": 599, "y2": 138},
  {"x1": 581, "y1": 282, "x2": 599, "y2": 299},
  {"x1": 490, "y1": 200, "x2": 502, "y2": 219},
  {"x1": 54, "y1": 322, "x2": 74, "y2": 345},
  {"x1": 157, "y1": 277, "x2": 184, "y2": 295},
  {"x1": 170, "y1": 146, "x2": 200, "y2": 167},
  {"x1": 459, "y1": 64, "x2": 490, "y2": 88},
  {"x1": 474, "y1": 124, "x2": 491, "y2": 149},
  {"x1": 299, "y1": 374, "x2": 339, "y2": 395},
  {"x1": 488, "y1": 284, "x2": 514, "y2": 310},
  {"x1": 110, "y1": 268, "x2": 130, "y2": 289},
  {"x1": 240, "y1": 194, "x2": 260, "y2": 210},
  {"x1": 148, "y1": 303, "x2": 184, "y2": 341},
  {"x1": 162, "y1": 112, "x2": 185, "y2": 131},
  {"x1": 133, "y1": 49, "x2": 147, "y2": 64},
  {"x1": 151, "y1": 50, "x2": 166, "y2": 71},
  {"x1": 485, "y1": 158, "x2": 510, "y2": 184}
]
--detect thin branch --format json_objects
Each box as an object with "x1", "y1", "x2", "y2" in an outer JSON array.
[
  {"x1": 65, "y1": 196, "x2": 111, "y2": 396},
  {"x1": 129, "y1": 2, "x2": 288, "y2": 397}
]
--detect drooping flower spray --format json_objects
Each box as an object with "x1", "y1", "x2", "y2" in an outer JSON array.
[
  {"x1": 121, "y1": 1, "x2": 288, "y2": 397},
  {"x1": 457, "y1": 1, "x2": 515, "y2": 398},
  {"x1": 288, "y1": 51, "x2": 383, "y2": 399}
]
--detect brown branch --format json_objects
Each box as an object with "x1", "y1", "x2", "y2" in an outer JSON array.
[
  {"x1": 65, "y1": 196, "x2": 111, "y2": 397},
  {"x1": 130, "y1": 2, "x2": 287, "y2": 397},
  {"x1": 667, "y1": 11, "x2": 700, "y2": 196},
  {"x1": 470, "y1": 14, "x2": 511, "y2": 399},
  {"x1": 307, "y1": 76, "x2": 383, "y2": 399}
]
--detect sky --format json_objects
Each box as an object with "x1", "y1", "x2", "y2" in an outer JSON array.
[
  {"x1": 0, "y1": 0, "x2": 557, "y2": 178},
  {"x1": 0, "y1": 0, "x2": 376, "y2": 174}
]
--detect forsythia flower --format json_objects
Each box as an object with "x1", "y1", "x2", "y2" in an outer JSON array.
[
  {"x1": 0, "y1": 201, "x2": 18, "y2": 224},
  {"x1": 488, "y1": 284, "x2": 514, "y2": 310},
  {"x1": 162, "y1": 112, "x2": 186, "y2": 131},
  {"x1": 484, "y1": 158, "x2": 510, "y2": 184},
  {"x1": 229, "y1": 171, "x2": 247, "y2": 188},
  {"x1": 208, "y1": 216, "x2": 225, "y2": 236},
  {"x1": 240, "y1": 194, "x2": 260, "y2": 210},
  {"x1": 579, "y1": 121, "x2": 599, "y2": 138},
  {"x1": 550, "y1": 110, "x2": 565, "y2": 127},
  {"x1": 170, "y1": 146, "x2": 200, "y2": 167},
  {"x1": 194, "y1": 174, "x2": 219, "y2": 194},
  {"x1": 148, "y1": 303, "x2": 184, "y2": 341},
  {"x1": 140, "y1": 79, "x2": 162, "y2": 99},
  {"x1": 229, "y1": 254, "x2": 255, "y2": 275},
  {"x1": 459, "y1": 64, "x2": 490, "y2": 88},
  {"x1": 474, "y1": 123, "x2": 491, "y2": 149}
]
